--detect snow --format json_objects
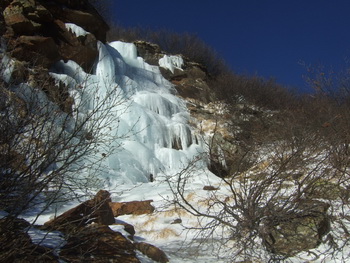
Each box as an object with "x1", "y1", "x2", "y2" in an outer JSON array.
[
  {"x1": 10, "y1": 38, "x2": 348, "y2": 262},
  {"x1": 0, "y1": 54, "x2": 14, "y2": 83},
  {"x1": 27, "y1": 227, "x2": 66, "y2": 250},
  {"x1": 159, "y1": 55, "x2": 184, "y2": 73},
  {"x1": 65, "y1": 23, "x2": 90, "y2": 37},
  {"x1": 24, "y1": 40, "x2": 225, "y2": 262}
]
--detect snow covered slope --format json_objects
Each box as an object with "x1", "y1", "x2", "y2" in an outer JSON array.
[{"x1": 43, "y1": 40, "x2": 223, "y2": 262}]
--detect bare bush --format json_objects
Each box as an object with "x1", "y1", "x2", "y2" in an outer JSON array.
[
  {"x1": 0, "y1": 58, "x2": 125, "y2": 219},
  {"x1": 166, "y1": 71, "x2": 350, "y2": 261}
]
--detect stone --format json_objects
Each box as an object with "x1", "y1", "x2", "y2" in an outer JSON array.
[
  {"x1": 10, "y1": 35, "x2": 59, "y2": 67},
  {"x1": 134, "y1": 41, "x2": 164, "y2": 65},
  {"x1": 53, "y1": 19, "x2": 98, "y2": 71},
  {"x1": 52, "y1": 7, "x2": 109, "y2": 42},
  {"x1": 114, "y1": 219, "x2": 136, "y2": 239},
  {"x1": 60, "y1": 224, "x2": 140, "y2": 263},
  {"x1": 135, "y1": 242, "x2": 169, "y2": 263},
  {"x1": 260, "y1": 200, "x2": 331, "y2": 256},
  {"x1": 203, "y1": 185, "x2": 219, "y2": 191},
  {"x1": 44, "y1": 190, "x2": 115, "y2": 232},
  {"x1": 109, "y1": 200, "x2": 155, "y2": 217},
  {"x1": 3, "y1": 4, "x2": 38, "y2": 35},
  {"x1": 170, "y1": 218, "x2": 182, "y2": 224},
  {"x1": 0, "y1": 217, "x2": 58, "y2": 262},
  {"x1": 3, "y1": 0, "x2": 52, "y2": 35}
]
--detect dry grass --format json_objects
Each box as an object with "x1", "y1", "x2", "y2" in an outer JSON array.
[
  {"x1": 162, "y1": 207, "x2": 189, "y2": 217},
  {"x1": 140, "y1": 215, "x2": 158, "y2": 227},
  {"x1": 156, "y1": 228, "x2": 180, "y2": 239},
  {"x1": 137, "y1": 228, "x2": 180, "y2": 239},
  {"x1": 185, "y1": 192, "x2": 196, "y2": 202}
]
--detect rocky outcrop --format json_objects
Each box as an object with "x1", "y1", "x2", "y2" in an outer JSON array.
[
  {"x1": 134, "y1": 40, "x2": 164, "y2": 65},
  {"x1": 2, "y1": 0, "x2": 107, "y2": 70},
  {"x1": 135, "y1": 242, "x2": 169, "y2": 263},
  {"x1": 260, "y1": 200, "x2": 330, "y2": 256},
  {"x1": 134, "y1": 41, "x2": 212, "y2": 102},
  {"x1": 51, "y1": 6, "x2": 108, "y2": 42},
  {"x1": 44, "y1": 190, "x2": 115, "y2": 232},
  {"x1": 160, "y1": 61, "x2": 212, "y2": 102},
  {"x1": 109, "y1": 200, "x2": 155, "y2": 217},
  {"x1": 60, "y1": 224, "x2": 140, "y2": 263},
  {"x1": 10, "y1": 35, "x2": 60, "y2": 68},
  {"x1": 53, "y1": 19, "x2": 98, "y2": 70},
  {"x1": 3, "y1": 0, "x2": 52, "y2": 35}
]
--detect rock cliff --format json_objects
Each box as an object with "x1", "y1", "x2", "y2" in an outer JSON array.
[{"x1": 2, "y1": 0, "x2": 108, "y2": 70}]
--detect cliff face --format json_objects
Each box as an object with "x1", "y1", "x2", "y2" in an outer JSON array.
[{"x1": 1, "y1": 0, "x2": 108, "y2": 70}]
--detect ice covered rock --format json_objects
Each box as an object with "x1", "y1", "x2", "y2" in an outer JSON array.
[
  {"x1": 159, "y1": 54, "x2": 184, "y2": 74},
  {"x1": 55, "y1": 20, "x2": 98, "y2": 71}
]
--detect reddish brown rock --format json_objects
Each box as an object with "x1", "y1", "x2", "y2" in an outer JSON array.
[
  {"x1": 114, "y1": 220, "x2": 136, "y2": 239},
  {"x1": 54, "y1": 19, "x2": 98, "y2": 71},
  {"x1": 51, "y1": 6, "x2": 108, "y2": 42},
  {"x1": 135, "y1": 242, "x2": 169, "y2": 263},
  {"x1": 134, "y1": 41, "x2": 164, "y2": 65},
  {"x1": 60, "y1": 224, "x2": 140, "y2": 263},
  {"x1": 109, "y1": 200, "x2": 155, "y2": 217},
  {"x1": 3, "y1": 0, "x2": 52, "y2": 35},
  {"x1": 44, "y1": 190, "x2": 115, "y2": 232},
  {"x1": 10, "y1": 35, "x2": 59, "y2": 67}
]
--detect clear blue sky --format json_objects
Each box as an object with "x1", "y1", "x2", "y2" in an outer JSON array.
[{"x1": 112, "y1": 0, "x2": 350, "y2": 92}]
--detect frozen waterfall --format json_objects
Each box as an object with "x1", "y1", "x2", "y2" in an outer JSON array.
[{"x1": 50, "y1": 41, "x2": 206, "y2": 186}]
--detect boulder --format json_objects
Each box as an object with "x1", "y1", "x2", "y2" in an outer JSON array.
[
  {"x1": 260, "y1": 200, "x2": 331, "y2": 256},
  {"x1": 109, "y1": 200, "x2": 155, "y2": 217},
  {"x1": 135, "y1": 242, "x2": 169, "y2": 263},
  {"x1": 60, "y1": 224, "x2": 140, "y2": 263},
  {"x1": 44, "y1": 190, "x2": 115, "y2": 232}
]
